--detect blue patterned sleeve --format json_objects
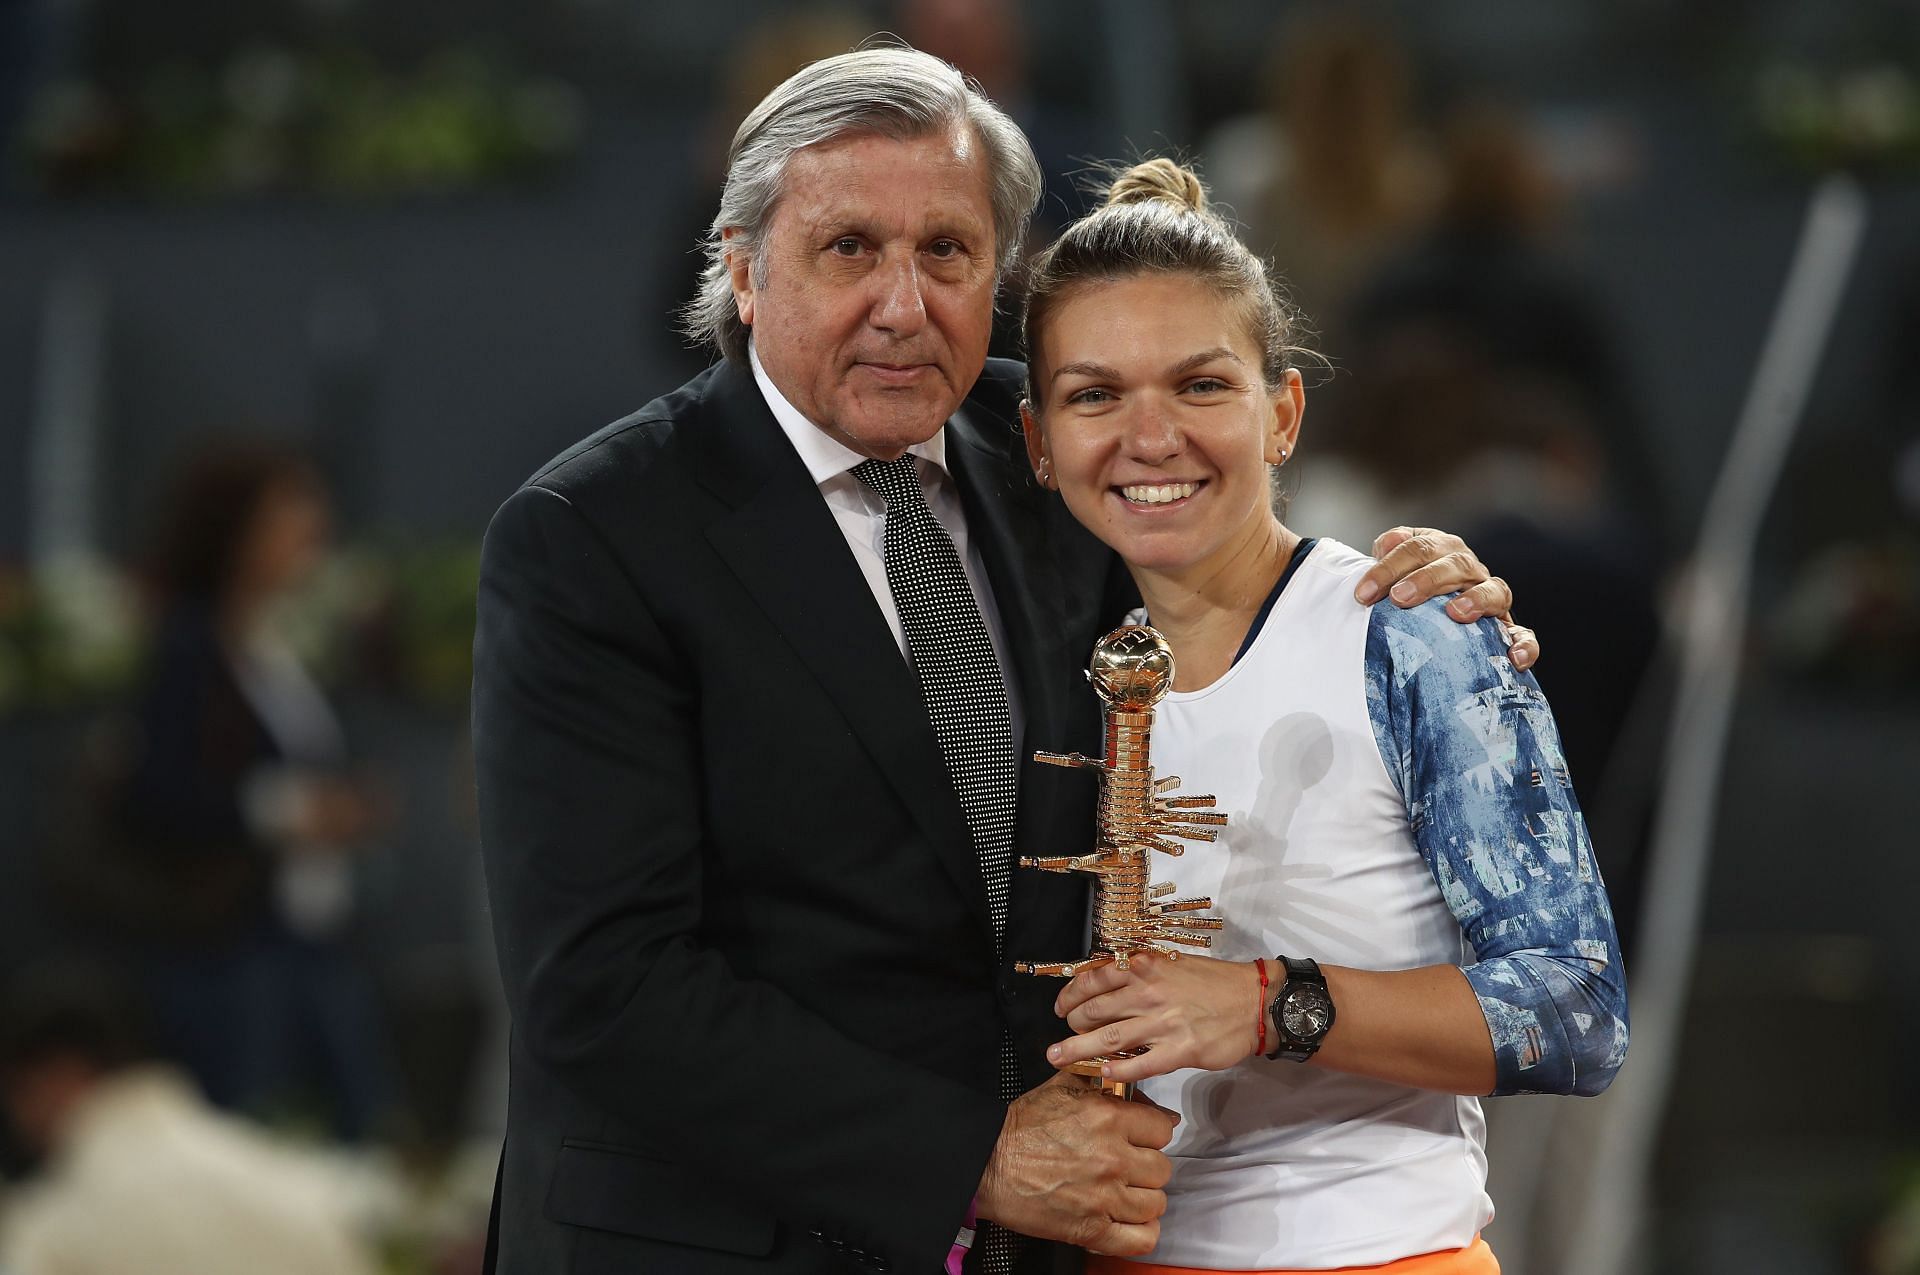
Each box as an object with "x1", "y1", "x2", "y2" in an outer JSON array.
[{"x1": 1365, "y1": 600, "x2": 1629, "y2": 1097}]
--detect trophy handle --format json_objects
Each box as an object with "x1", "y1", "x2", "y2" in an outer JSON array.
[
  {"x1": 1034, "y1": 751, "x2": 1105, "y2": 771},
  {"x1": 1012, "y1": 956, "x2": 1115, "y2": 978},
  {"x1": 1018, "y1": 852, "x2": 1109, "y2": 874}
]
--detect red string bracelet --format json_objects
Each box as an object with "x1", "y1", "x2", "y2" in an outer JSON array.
[{"x1": 1254, "y1": 958, "x2": 1270, "y2": 1057}]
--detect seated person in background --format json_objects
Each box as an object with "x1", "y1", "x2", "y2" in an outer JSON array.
[{"x1": 0, "y1": 961, "x2": 379, "y2": 1275}]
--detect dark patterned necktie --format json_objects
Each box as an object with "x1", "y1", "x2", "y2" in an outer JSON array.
[
  {"x1": 851, "y1": 456, "x2": 1025, "y2": 1274},
  {"x1": 852, "y1": 455, "x2": 1017, "y2": 941}
]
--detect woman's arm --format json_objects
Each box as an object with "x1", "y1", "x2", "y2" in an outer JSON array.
[
  {"x1": 1050, "y1": 951, "x2": 1497, "y2": 1093},
  {"x1": 1050, "y1": 600, "x2": 1626, "y2": 1096},
  {"x1": 1369, "y1": 600, "x2": 1628, "y2": 1096}
]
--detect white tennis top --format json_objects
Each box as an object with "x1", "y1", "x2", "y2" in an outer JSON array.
[{"x1": 1134, "y1": 539, "x2": 1491, "y2": 1269}]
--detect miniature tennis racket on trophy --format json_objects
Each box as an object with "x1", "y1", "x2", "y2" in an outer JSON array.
[{"x1": 1015, "y1": 624, "x2": 1227, "y2": 1096}]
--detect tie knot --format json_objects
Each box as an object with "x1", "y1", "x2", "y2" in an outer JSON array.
[{"x1": 851, "y1": 456, "x2": 925, "y2": 509}]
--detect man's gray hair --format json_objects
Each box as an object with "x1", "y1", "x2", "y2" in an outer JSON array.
[{"x1": 681, "y1": 45, "x2": 1044, "y2": 363}]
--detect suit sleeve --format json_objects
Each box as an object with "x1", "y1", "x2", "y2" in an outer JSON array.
[
  {"x1": 1365, "y1": 600, "x2": 1630, "y2": 1097},
  {"x1": 472, "y1": 484, "x2": 1006, "y2": 1263}
]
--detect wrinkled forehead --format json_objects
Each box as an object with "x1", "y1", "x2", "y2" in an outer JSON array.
[{"x1": 774, "y1": 123, "x2": 992, "y2": 231}]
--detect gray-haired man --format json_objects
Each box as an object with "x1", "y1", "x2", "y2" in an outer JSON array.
[{"x1": 474, "y1": 45, "x2": 1524, "y2": 1275}]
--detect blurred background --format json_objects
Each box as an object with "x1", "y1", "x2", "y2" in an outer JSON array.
[{"x1": 0, "y1": 0, "x2": 1915, "y2": 1272}]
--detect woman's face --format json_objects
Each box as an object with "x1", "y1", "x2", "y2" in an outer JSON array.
[
  {"x1": 1023, "y1": 273, "x2": 1302, "y2": 580},
  {"x1": 236, "y1": 477, "x2": 331, "y2": 599}
]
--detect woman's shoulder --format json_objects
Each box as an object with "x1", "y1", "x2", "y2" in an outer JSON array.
[
  {"x1": 1265, "y1": 536, "x2": 1520, "y2": 693},
  {"x1": 1364, "y1": 588, "x2": 1527, "y2": 701},
  {"x1": 1269, "y1": 536, "x2": 1375, "y2": 609},
  {"x1": 1299, "y1": 536, "x2": 1373, "y2": 579}
]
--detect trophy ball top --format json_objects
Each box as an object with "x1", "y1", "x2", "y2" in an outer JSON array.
[{"x1": 1087, "y1": 625, "x2": 1176, "y2": 707}]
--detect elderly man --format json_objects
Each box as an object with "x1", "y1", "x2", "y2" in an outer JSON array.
[{"x1": 473, "y1": 46, "x2": 1526, "y2": 1275}]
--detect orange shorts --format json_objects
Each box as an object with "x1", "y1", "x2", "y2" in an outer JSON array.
[{"x1": 1084, "y1": 1236, "x2": 1499, "y2": 1275}]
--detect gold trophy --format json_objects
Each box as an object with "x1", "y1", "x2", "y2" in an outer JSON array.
[{"x1": 1017, "y1": 625, "x2": 1227, "y2": 1097}]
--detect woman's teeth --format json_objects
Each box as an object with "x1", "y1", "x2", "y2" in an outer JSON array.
[{"x1": 1121, "y1": 482, "x2": 1198, "y2": 505}]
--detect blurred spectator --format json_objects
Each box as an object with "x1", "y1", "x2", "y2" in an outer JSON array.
[
  {"x1": 1201, "y1": 6, "x2": 1438, "y2": 341},
  {"x1": 1767, "y1": 234, "x2": 1920, "y2": 691},
  {"x1": 898, "y1": 0, "x2": 1105, "y2": 358},
  {"x1": 647, "y1": 8, "x2": 867, "y2": 381},
  {"x1": 0, "y1": 960, "x2": 378, "y2": 1275},
  {"x1": 899, "y1": 0, "x2": 1022, "y2": 105},
  {"x1": 1341, "y1": 100, "x2": 1671, "y2": 553},
  {"x1": 84, "y1": 441, "x2": 397, "y2": 1140},
  {"x1": 1295, "y1": 100, "x2": 1672, "y2": 1275},
  {"x1": 1299, "y1": 101, "x2": 1662, "y2": 958}
]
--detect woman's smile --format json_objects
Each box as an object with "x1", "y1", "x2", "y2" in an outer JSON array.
[{"x1": 1116, "y1": 480, "x2": 1205, "y2": 507}]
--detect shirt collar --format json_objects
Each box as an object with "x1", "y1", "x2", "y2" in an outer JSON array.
[{"x1": 749, "y1": 340, "x2": 950, "y2": 487}]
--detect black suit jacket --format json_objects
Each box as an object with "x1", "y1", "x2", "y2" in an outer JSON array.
[{"x1": 473, "y1": 358, "x2": 1129, "y2": 1274}]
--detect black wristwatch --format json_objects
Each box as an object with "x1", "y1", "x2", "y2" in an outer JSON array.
[{"x1": 1265, "y1": 956, "x2": 1335, "y2": 1062}]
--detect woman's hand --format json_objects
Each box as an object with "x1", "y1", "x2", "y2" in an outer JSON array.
[{"x1": 1048, "y1": 952, "x2": 1264, "y2": 1085}]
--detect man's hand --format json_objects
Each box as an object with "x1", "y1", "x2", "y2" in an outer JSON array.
[
  {"x1": 1352, "y1": 526, "x2": 1539, "y2": 670},
  {"x1": 976, "y1": 1071, "x2": 1176, "y2": 1256}
]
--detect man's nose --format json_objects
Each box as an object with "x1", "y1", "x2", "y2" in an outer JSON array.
[{"x1": 868, "y1": 252, "x2": 928, "y2": 336}]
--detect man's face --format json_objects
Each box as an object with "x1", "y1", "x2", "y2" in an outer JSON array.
[{"x1": 727, "y1": 126, "x2": 999, "y2": 460}]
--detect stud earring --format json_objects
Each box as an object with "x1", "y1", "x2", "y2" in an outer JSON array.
[{"x1": 1037, "y1": 458, "x2": 1052, "y2": 487}]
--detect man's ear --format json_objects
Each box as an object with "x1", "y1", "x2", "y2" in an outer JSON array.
[
  {"x1": 723, "y1": 228, "x2": 755, "y2": 327},
  {"x1": 1019, "y1": 400, "x2": 1050, "y2": 487}
]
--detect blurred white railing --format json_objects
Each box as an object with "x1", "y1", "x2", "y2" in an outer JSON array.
[{"x1": 1566, "y1": 174, "x2": 1870, "y2": 1275}]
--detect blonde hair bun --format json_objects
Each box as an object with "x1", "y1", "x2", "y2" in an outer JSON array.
[{"x1": 1103, "y1": 158, "x2": 1209, "y2": 213}]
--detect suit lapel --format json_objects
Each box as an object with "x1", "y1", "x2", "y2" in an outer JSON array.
[{"x1": 689, "y1": 365, "x2": 992, "y2": 936}]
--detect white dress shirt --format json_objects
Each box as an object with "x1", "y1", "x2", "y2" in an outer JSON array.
[
  {"x1": 229, "y1": 625, "x2": 357, "y2": 938},
  {"x1": 749, "y1": 342, "x2": 1024, "y2": 747}
]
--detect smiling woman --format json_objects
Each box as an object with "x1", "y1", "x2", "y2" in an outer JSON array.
[
  {"x1": 1022, "y1": 275, "x2": 1302, "y2": 604},
  {"x1": 1016, "y1": 160, "x2": 1628, "y2": 1275}
]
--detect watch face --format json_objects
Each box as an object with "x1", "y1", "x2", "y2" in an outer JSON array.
[{"x1": 1282, "y1": 986, "x2": 1333, "y2": 1039}]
